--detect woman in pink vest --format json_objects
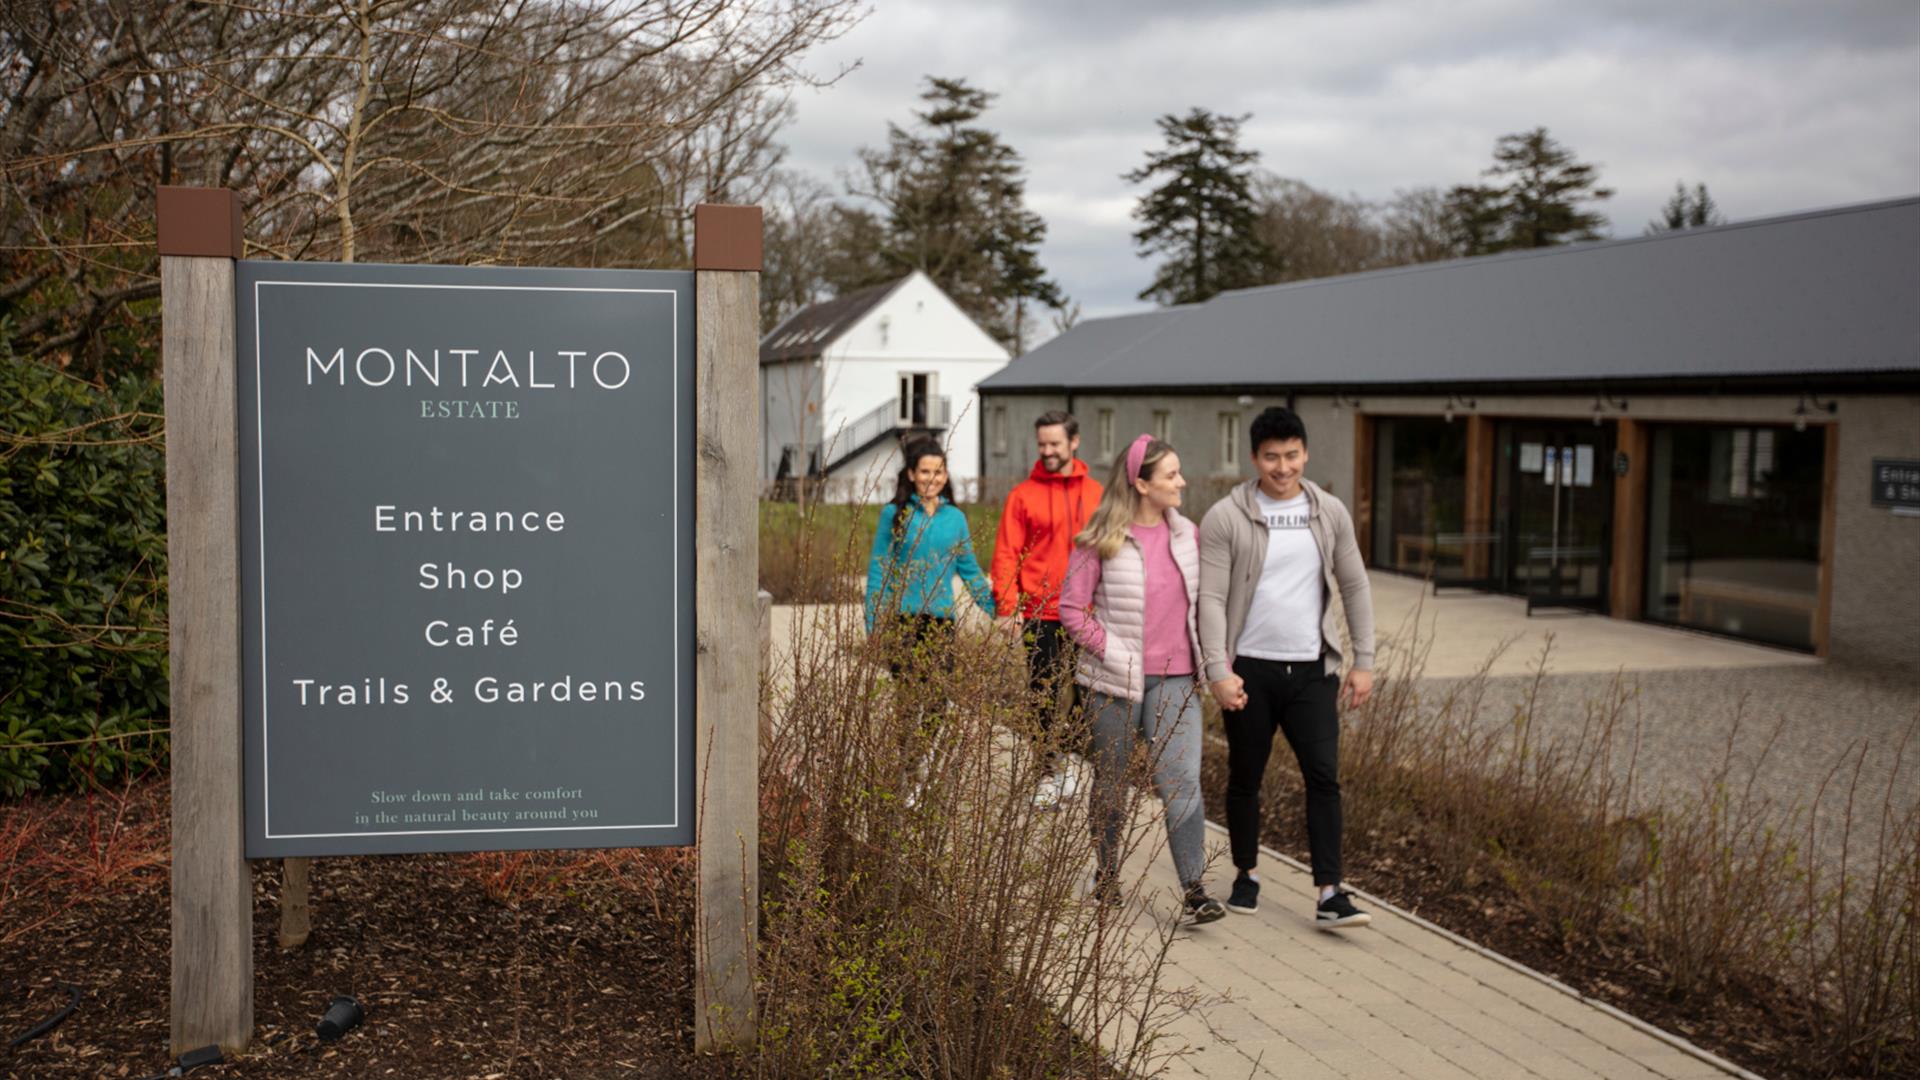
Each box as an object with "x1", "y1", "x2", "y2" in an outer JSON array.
[{"x1": 1059, "y1": 434, "x2": 1225, "y2": 923}]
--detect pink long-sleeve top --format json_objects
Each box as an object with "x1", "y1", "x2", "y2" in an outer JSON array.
[{"x1": 1059, "y1": 522, "x2": 1195, "y2": 678}]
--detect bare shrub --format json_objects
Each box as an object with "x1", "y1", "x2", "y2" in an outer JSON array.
[
  {"x1": 1214, "y1": 600, "x2": 1917, "y2": 1076},
  {"x1": 1630, "y1": 710, "x2": 1807, "y2": 1000},
  {"x1": 755, "y1": 585, "x2": 1197, "y2": 1076},
  {"x1": 1797, "y1": 728, "x2": 1920, "y2": 1076},
  {"x1": 454, "y1": 847, "x2": 695, "y2": 918}
]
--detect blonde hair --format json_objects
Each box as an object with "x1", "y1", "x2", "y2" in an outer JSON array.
[{"x1": 1075, "y1": 438, "x2": 1173, "y2": 560}]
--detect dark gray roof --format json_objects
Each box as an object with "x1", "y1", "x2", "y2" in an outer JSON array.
[
  {"x1": 983, "y1": 196, "x2": 1920, "y2": 391},
  {"x1": 760, "y1": 276, "x2": 907, "y2": 364}
]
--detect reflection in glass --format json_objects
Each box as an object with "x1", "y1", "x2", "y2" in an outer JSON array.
[
  {"x1": 1644, "y1": 424, "x2": 1823, "y2": 650},
  {"x1": 1372, "y1": 418, "x2": 1467, "y2": 573}
]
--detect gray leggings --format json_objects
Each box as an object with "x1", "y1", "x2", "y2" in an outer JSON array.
[{"x1": 1087, "y1": 676, "x2": 1206, "y2": 890}]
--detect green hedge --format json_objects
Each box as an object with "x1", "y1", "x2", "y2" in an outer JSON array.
[{"x1": 0, "y1": 346, "x2": 169, "y2": 795}]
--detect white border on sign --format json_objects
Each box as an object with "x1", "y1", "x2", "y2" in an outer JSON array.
[{"x1": 251, "y1": 278, "x2": 684, "y2": 840}]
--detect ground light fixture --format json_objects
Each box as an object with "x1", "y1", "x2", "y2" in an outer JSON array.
[
  {"x1": 317, "y1": 995, "x2": 366, "y2": 1041},
  {"x1": 1793, "y1": 392, "x2": 1836, "y2": 431}
]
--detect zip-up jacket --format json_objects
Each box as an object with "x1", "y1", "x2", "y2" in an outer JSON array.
[
  {"x1": 991, "y1": 458, "x2": 1103, "y2": 621},
  {"x1": 1058, "y1": 510, "x2": 1204, "y2": 703},
  {"x1": 865, "y1": 497, "x2": 995, "y2": 633},
  {"x1": 1196, "y1": 477, "x2": 1376, "y2": 682}
]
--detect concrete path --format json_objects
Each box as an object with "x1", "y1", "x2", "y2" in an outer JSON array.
[
  {"x1": 1123, "y1": 824, "x2": 1752, "y2": 1080},
  {"x1": 1365, "y1": 571, "x2": 1818, "y2": 679}
]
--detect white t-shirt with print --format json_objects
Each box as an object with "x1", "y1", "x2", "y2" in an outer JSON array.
[{"x1": 1234, "y1": 490, "x2": 1324, "y2": 662}]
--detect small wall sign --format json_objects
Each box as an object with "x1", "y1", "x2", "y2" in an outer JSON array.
[{"x1": 1872, "y1": 458, "x2": 1920, "y2": 513}]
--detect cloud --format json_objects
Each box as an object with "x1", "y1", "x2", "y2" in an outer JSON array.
[{"x1": 780, "y1": 0, "x2": 1920, "y2": 323}]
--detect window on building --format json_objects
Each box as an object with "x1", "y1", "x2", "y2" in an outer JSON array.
[
  {"x1": 897, "y1": 372, "x2": 936, "y2": 426},
  {"x1": 992, "y1": 406, "x2": 1008, "y2": 455},
  {"x1": 1710, "y1": 427, "x2": 1777, "y2": 502},
  {"x1": 1098, "y1": 409, "x2": 1115, "y2": 458},
  {"x1": 1644, "y1": 423, "x2": 1823, "y2": 650},
  {"x1": 1371, "y1": 417, "x2": 1468, "y2": 576},
  {"x1": 1218, "y1": 413, "x2": 1238, "y2": 470},
  {"x1": 1152, "y1": 410, "x2": 1171, "y2": 441}
]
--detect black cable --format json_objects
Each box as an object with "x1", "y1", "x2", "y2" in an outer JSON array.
[{"x1": 7, "y1": 981, "x2": 80, "y2": 1048}]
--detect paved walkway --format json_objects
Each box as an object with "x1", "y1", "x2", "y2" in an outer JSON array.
[
  {"x1": 765, "y1": 600, "x2": 1762, "y2": 1079},
  {"x1": 1365, "y1": 571, "x2": 1817, "y2": 679},
  {"x1": 1115, "y1": 823, "x2": 1751, "y2": 1079}
]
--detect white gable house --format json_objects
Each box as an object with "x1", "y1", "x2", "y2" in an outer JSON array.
[{"x1": 761, "y1": 271, "x2": 1011, "y2": 503}]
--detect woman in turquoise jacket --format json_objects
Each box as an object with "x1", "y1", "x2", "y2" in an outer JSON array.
[{"x1": 865, "y1": 437, "x2": 995, "y2": 672}]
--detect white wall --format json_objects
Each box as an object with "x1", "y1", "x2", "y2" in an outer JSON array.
[
  {"x1": 810, "y1": 272, "x2": 1011, "y2": 499},
  {"x1": 760, "y1": 359, "x2": 823, "y2": 479}
]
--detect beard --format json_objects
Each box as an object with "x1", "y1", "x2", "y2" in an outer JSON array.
[{"x1": 1040, "y1": 453, "x2": 1068, "y2": 473}]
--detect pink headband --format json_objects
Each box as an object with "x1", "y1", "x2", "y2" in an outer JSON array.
[{"x1": 1125, "y1": 433, "x2": 1155, "y2": 483}]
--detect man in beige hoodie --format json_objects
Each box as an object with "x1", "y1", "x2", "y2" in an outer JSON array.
[{"x1": 1197, "y1": 407, "x2": 1376, "y2": 929}]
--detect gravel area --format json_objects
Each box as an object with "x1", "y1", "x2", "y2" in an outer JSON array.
[{"x1": 1413, "y1": 661, "x2": 1920, "y2": 866}]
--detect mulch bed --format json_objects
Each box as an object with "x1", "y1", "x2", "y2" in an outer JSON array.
[
  {"x1": 1, "y1": 779, "x2": 732, "y2": 1079},
  {"x1": 1197, "y1": 745, "x2": 1839, "y2": 1080}
]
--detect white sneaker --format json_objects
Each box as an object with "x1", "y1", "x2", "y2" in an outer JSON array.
[
  {"x1": 1034, "y1": 773, "x2": 1063, "y2": 810},
  {"x1": 1055, "y1": 764, "x2": 1082, "y2": 803}
]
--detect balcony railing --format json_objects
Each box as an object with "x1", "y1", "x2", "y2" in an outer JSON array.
[{"x1": 779, "y1": 394, "x2": 953, "y2": 479}]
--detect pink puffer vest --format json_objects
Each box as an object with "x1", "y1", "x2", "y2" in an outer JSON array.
[{"x1": 1075, "y1": 510, "x2": 1204, "y2": 703}]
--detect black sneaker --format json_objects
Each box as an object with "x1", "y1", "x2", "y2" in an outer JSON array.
[
  {"x1": 1184, "y1": 887, "x2": 1226, "y2": 925},
  {"x1": 1090, "y1": 871, "x2": 1122, "y2": 908},
  {"x1": 1315, "y1": 888, "x2": 1372, "y2": 930},
  {"x1": 1227, "y1": 873, "x2": 1260, "y2": 914}
]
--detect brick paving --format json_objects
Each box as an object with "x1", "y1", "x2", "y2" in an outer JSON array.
[{"x1": 1116, "y1": 823, "x2": 1753, "y2": 1079}]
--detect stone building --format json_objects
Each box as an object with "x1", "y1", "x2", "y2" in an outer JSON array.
[{"x1": 978, "y1": 197, "x2": 1920, "y2": 668}]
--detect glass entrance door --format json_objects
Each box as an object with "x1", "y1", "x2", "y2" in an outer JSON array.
[{"x1": 1496, "y1": 422, "x2": 1614, "y2": 611}]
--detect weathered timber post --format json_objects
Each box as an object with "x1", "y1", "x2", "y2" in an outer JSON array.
[
  {"x1": 693, "y1": 204, "x2": 763, "y2": 1051},
  {"x1": 278, "y1": 856, "x2": 311, "y2": 947},
  {"x1": 159, "y1": 186, "x2": 253, "y2": 1055}
]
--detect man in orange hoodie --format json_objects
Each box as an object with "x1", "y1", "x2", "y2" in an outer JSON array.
[{"x1": 992, "y1": 410, "x2": 1103, "y2": 808}]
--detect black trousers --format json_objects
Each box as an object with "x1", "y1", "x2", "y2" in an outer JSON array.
[
  {"x1": 1223, "y1": 656, "x2": 1343, "y2": 885},
  {"x1": 1024, "y1": 618, "x2": 1076, "y2": 736},
  {"x1": 885, "y1": 614, "x2": 955, "y2": 681}
]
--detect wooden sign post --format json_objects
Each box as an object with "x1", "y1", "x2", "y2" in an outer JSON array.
[
  {"x1": 159, "y1": 186, "x2": 252, "y2": 1055},
  {"x1": 692, "y1": 204, "x2": 763, "y2": 1051},
  {"x1": 159, "y1": 189, "x2": 762, "y2": 1057}
]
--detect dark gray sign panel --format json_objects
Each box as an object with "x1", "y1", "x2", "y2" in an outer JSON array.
[
  {"x1": 237, "y1": 261, "x2": 694, "y2": 856},
  {"x1": 1871, "y1": 458, "x2": 1920, "y2": 512}
]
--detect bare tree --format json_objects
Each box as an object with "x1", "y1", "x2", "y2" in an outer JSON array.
[
  {"x1": 760, "y1": 169, "x2": 841, "y2": 332},
  {"x1": 1378, "y1": 186, "x2": 1465, "y2": 266},
  {"x1": 1251, "y1": 174, "x2": 1382, "y2": 283},
  {"x1": 2, "y1": 0, "x2": 860, "y2": 372}
]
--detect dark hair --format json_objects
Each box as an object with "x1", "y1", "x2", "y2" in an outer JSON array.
[
  {"x1": 1034, "y1": 410, "x2": 1078, "y2": 439},
  {"x1": 889, "y1": 437, "x2": 954, "y2": 539},
  {"x1": 1248, "y1": 406, "x2": 1308, "y2": 453}
]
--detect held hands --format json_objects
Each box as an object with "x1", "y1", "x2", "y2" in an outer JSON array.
[
  {"x1": 1343, "y1": 669, "x2": 1374, "y2": 710},
  {"x1": 1210, "y1": 675, "x2": 1248, "y2": 712},
  {"x1": 994, "y1": 614, "x2": 1024, "y2": 640}
]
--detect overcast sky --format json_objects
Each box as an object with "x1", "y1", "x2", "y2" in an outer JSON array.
[{"x1": 776, "y1": 0, "x2": 1920, "y2": 334}]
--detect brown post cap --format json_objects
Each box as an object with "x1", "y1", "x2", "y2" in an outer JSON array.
[
  {"x1": 157, "y1": 186, "x2": 243, "y2": 259},
  {"x1": 693, "y1": 204, "x2": 762, "y2": 272}
]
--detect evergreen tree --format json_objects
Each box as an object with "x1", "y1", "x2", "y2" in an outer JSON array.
[
  {"x1": 1647, "y1": 181, "x2": 1725, "y2": 233},
  {"x1": 1125, "y1": 108, "x2": 1278, "y2": 305},
  {"x1": 851, "y1": 76, "x2": 1066, "y2": 351},
  {"x1": 1442, "y1": 183, "x2": 1507, "y2": 258},
  {"x1": 1481, "y1": 127, "x2": 1613, "y2": 249}
]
